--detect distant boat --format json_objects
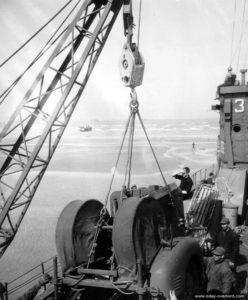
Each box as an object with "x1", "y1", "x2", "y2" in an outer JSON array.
[{"x1": 80, "y1": 125, "x2": 92, "y2": 132}]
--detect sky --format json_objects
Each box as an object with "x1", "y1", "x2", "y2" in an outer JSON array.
[{"x1": 0, "y1": 0, "x2": 248, "y2": 121}]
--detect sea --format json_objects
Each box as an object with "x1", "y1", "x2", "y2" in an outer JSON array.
[{"x1": 0, "y1": 118, "x2": 219, "y2": 297}]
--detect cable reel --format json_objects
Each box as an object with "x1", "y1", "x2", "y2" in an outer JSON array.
[{"x1": 119, "y1": 43, "x2": 145, "y2": 88}]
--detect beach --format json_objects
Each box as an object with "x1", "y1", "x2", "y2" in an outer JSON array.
[{"x1": 0, "y1": 118, "x2": 218, "y2": 292}]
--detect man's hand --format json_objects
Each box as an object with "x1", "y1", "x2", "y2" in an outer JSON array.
[
  {"x1": 169, "y1": 290, "x2": 177, "y2": 300},
  {"x1": 38, "y1": 273, "x2": 52, "y2": 286},
  {"x1": 229, "y1": 261, "x2": 235, "y2": 268},
  {"x1": 182, "y1": 190, "x2": 187, "y2": 194}
]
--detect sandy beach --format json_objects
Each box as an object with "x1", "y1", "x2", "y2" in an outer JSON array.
[{"x1": 0, "y1": 118, "x2": 218, "y2": 295}]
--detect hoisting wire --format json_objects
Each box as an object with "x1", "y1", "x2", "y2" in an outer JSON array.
[
  {"x1": 236, "y1": 0, "x2": 247, "y2": 72},
  {"x1": 0, "y1": 0, "x2": 81, "y2": 105},
  {"x1": 137, "y1": 0, "x2": 142, "y2": 49},
  {"x1": 230, "y1": 0, "x2": 237, "y2": 67}
]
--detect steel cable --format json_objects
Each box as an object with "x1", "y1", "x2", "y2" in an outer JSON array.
[
  {"x1": 230, "y1": 0, "x2": 237, "y2": 67},
  {"x1": 127, "y1": 114, "x2": 135, "y2": 189},
  {"x1": 137, "y1": 0, "x2": 142, "y2": 49},
  {"x1": 236, "y1": 0, "x2": 247, "y2": 71},
  {"x1": 136, "y1": 111, "x2": 170, "y2": 190},
  {"x1": 103, "y1": 111, "x2": 133, "y2": 209}
]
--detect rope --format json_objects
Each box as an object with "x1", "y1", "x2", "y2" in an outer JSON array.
[
  {"x1": 236, "y1": 0, "x2": 247, "y2": 72},
  {"x1": 137, "y1": 0, "x2": 142, "y2": 49},
  {"x1": 0, "y1": 0, "x2": 81, "y2": 105},
  {"x1": 103, "y1": 111, "x2": 133, "y2": 209},
  {"x1": 127, "y1": 114, "x2": 135, "y2": 189},
  {"x1": 136, "y1": 111, "x2": 170, "y2": 191},
  {"x1": 123, "y1": 112, "x2": 135, "y2": 190},
  {"x1": 0, "y1": 0, "x2": 74, "y2": 69},
  {"x1": 135, "y1": 97, "x2": 184, "y2": 220},
  {"x1": 230, "y1": 0, "x2": 237, "y2": 66},
  {"x1": 123, "y1": 114, "x2": 133, "y2": 189}
]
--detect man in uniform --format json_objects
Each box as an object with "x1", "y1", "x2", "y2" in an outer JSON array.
[
  {"x1": 216, "y1": 67, "x2": 237, "y2": 97},
  {"x1": 217, "y1": 217, "x2": 239, "y2": 269},
  {"x1": 173, "y1": 167, "x2": 193, "y2": 199},
  {"x1": 205, "y1": 246, "x2": 233, "y2": 295},
  {"x1": 224, "y1": 67, "x2": 237, "y2": 86},
  {"x1": 217, "y1": 217, "x2": 239, "y2": 293},
  {"x1": 202, "y1": 172, "x2": 215, "y2": 185}
]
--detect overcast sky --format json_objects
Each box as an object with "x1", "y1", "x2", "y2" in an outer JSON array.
[{"x1": 0, "y1": 0, "x2": 248, "y2": 122}]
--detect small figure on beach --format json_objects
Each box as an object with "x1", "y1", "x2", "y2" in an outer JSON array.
[{"x1": 192, "y1": 142, "x2": 195, "y2": 152}]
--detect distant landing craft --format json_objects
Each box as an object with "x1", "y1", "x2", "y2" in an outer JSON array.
[{"x1": 80, "y1": 125, "x2": 92, "y2": 132}]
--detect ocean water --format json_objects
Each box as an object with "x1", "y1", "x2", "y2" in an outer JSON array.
[{"x1": 0, "y1": 118, "x2": 219, "y2": 296}]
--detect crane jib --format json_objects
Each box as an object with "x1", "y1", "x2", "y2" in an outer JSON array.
[{"x1": 0, "y1": 0, "x2": 124, "y2": 258}]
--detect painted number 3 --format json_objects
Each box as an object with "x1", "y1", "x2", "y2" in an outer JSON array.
[{"x1": 234, "y1": 99, "x2": 244, "y2": 113}]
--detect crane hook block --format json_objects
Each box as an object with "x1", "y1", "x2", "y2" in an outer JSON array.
[{"x1": 119, "y1": 43, "x2": 145, "y2": 88}]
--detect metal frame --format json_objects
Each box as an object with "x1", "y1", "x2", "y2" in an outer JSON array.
[{"x1": 0, "y1": 0, "x2": 123, "y2": 257}]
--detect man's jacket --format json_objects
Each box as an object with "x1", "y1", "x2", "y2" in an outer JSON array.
[
  {"x1": 217, "y1": 228, "x2": 239, "y2": 264},
  {"x1": 206, "y1": 257, "x2": 233, "y2": 294}
]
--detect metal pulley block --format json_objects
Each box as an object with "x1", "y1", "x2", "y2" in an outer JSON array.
[{"x1": 119, "y1": 42, "x2": 145, "y2": 88}]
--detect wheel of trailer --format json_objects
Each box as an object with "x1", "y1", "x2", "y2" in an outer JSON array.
[{"x1": 56, "y1": 199, "x2": 112, "y2": 273}]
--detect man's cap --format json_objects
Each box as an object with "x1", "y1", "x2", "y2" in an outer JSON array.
[
  {"x1": 212, "y1": 246, "x2": 225, "y2": 256},
  {"x1": 220, "y1": 217, "x2": 230, "y2": 224}
]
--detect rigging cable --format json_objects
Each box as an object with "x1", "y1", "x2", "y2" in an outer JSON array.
[
  {"x1": 236, "y1": 0, "x2": 247, "y2": 72},
  {"x1": 103, "y1": 111, "x2": 133, "y2": 210},
  {"x1": 0, "y1": 0, "x2": 75, "y2": 69},
  {"x1": 0, "y1": 0, "x2": 81, "y2": 105},
  {"x1": 230, "y1": 0, "x2": 237, "y2": 67},
  {"x1": 127, "y1": 114, "x2": 135, "y2": 189},
  {"x1": 123, "y1": 104, "x2": 136, "y2": 190},
  {"x1": 130, "y1": 92, "x2": 185, "y2": 221},
  {"x1": 137, "y1": 111, "x2": 169, "y2": 189}
]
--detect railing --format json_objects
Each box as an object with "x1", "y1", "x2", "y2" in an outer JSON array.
[
  {"x1": 191, "y1": 164, "x2": 216, "y2": 186},
  {"x1": 3, "y1": 256, "x2": 60, "y2": 300}
]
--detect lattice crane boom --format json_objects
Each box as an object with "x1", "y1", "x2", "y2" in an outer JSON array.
[{"x1": 0, "y1": 0, "x2": 128, "y2": 258}]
